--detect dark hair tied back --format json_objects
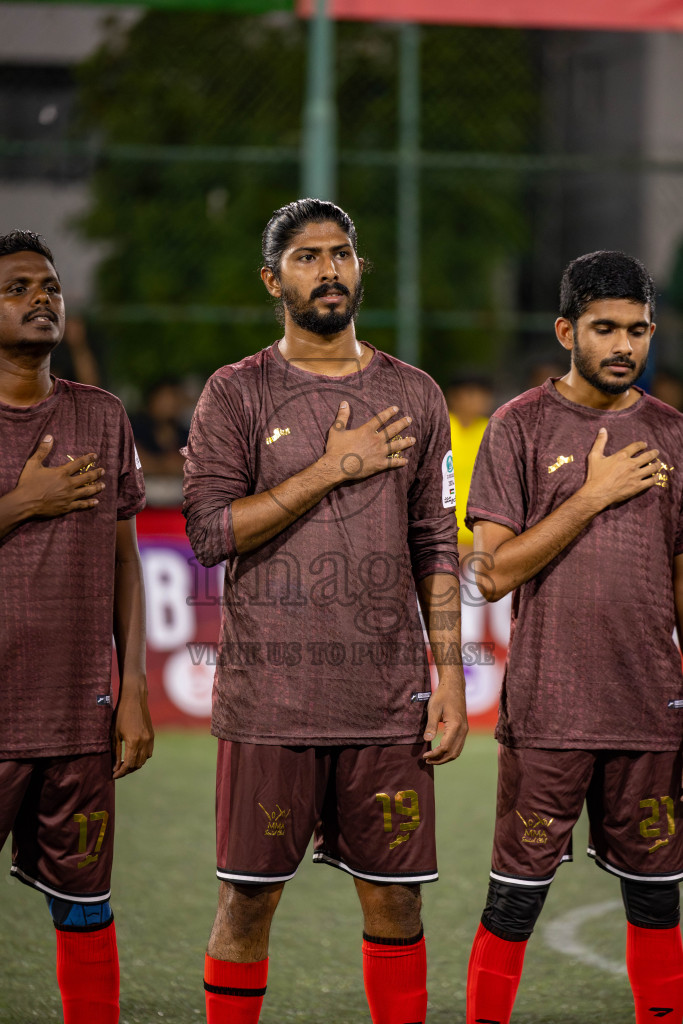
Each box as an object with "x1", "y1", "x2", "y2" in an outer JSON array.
[{"x1": 262, "y1": 199, "x2": 357, "y2": 276}]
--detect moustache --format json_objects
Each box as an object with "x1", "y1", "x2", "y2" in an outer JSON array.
[
  {"x1": 24, "y1": 310, "x2": 57, "y2": 323},
  {"x1": 309, "y1": 284, "x2": 351, "y2": 300},
  {"x1": 601, "y1": 358, "x2": 636, "y2": 370}
]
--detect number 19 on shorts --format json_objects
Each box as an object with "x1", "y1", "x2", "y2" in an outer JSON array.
[{"x1": 376, "y1": 790, "x2": 420, "y2": 851}]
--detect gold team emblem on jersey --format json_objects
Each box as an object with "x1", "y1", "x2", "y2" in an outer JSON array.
[
  {"x1": 259, "y1": 803, "x2": 291, "y2": 837},
  {"x1": 266, "y1": 427, "x2": 291, "y2": 446},
  {"x1": 516, "y1": 810, "x2": 554, "y2": 845},
  {"x1": 547, "y1": 455, "x2": 574, "y2": 474},
  {"x1": 66, "y1": 454, "x2": 96, "y2": 474},
  {"x1": 387, "y1": 433, "x2": 404, "y2": 460},
  {"x1": 655, "y1": 462, "x2": 674, "y2": 489}
]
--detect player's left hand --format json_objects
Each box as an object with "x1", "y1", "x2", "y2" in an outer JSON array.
[
  {"x1": 112, "y1": 680, "x2": 155, "y2": 778},
  {"x1": 422, "y1": 678, "x2": 468, "y2": 765}
]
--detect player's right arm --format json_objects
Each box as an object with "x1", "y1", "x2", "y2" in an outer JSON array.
[
  {"x1": 472, "y1": 426, "x2": 660, "y2": 601},
  {"x1": 230, "y1": 401, "x2": 414, "y2": 555},
  {"x1": 0, "y1": 435, "x2": 105, "y2": 541},
  {"x1": 184, "y1": 389, "x2": 416, "y2": 565}
]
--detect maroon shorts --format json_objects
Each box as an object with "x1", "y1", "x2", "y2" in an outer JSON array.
[
  {"x1": 215, "y1": 741, "x2": 437, "y2": 885},
  {"x1": 0, "y1": 753, "x2": 115, "y2": 903},
  {"x1": 491, "y1": 746, "x2": 683, "y2": 888}
]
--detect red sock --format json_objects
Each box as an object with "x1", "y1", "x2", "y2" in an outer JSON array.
[
  {"x1": 55, "y1": 919, "x2": 119, "y2": 1024},
  {"x1": 466, "y1": 922, "x2": 527, "y2": 1024},
  {"x1": 204, "y1": 954, "x2": 269, "y2": 1023},
  {"x1": 362, "y1": 930, "x2": 427, "y2": 1024},
  {"x1": 626, "y1": 922, "x2": 683, "y2": 1024}
]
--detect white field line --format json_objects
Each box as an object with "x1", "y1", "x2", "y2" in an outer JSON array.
[{"x1": 542, "y1": 900, "x2": 627, "y2": 976}]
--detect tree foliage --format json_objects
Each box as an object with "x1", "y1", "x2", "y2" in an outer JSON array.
[{"x1": 75, "y1": 11, "x2": 539, "y2": 389}]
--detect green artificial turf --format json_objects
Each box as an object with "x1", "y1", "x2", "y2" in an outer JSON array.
[{"x1": 0, "y1": 732, "x2": 639, "y2": 1022}]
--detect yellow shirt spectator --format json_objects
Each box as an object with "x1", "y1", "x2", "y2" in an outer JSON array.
[{"x1": 449, "y1": 413, "x2": 489, "y2": 545}]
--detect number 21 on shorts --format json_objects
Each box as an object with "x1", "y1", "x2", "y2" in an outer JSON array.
[{"x1": 639, "y1": 796, "x2": 675, "y2": 853}]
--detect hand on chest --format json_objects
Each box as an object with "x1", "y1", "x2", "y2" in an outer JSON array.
[
  {"x1": 253, "y1": 387, "x2": 418, "y2": 487},
  {"x1": 536, "y1": 424, "x2": 676, "y2": 510}
]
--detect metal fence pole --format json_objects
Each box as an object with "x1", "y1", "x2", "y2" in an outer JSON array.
[
  {"x1": 301, "y1": 0, "x2": 337, "y2": 200},
  {"x1": 396, "y1": 22, "x2": 420, "y2": 366}
]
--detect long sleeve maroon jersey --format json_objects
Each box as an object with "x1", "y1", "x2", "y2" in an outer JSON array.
[{"x1": 183, "y1": 342, "x2": 459, "y2": 746}]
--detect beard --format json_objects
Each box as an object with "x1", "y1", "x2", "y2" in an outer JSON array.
[
  {"x1": 6, "y1": 333, "x2": 62, "y2": 361},
  {"x1": 572, "y1": 340, "x2": 647, "y2": 395},
  {"x1": 279, "y1": 281, "x2": 364, "y2": 336}
]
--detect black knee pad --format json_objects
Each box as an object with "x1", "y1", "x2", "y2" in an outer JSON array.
[
  {"x1": 480, "y1": 878, "x2": 550, "y2": 942},
  {"x1": 621, "y1": 878, "x2": 680, "y2": 929}
]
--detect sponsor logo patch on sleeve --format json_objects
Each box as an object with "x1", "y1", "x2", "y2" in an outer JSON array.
[{"x1": 441, "y1": 450, "x2": 456, "y2": 509}]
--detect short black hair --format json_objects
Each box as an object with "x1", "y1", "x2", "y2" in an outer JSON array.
[
  {"x1": 262, "y1": 198, "x2": 357, "y2": 276},
  {"x1": 0, "y1": 229, "x2": 56, "y2": 267},
  {"x1": 447, "y1": 371, "x2": 494, "y2": 392},
  {"x1": 559, "y1": 250, "x2": 655, "y2": 323}
]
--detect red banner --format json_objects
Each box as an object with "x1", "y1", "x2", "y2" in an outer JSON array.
[
  {"x1": 297, "y1": 0, "x2": 683, "y2": 31},
  {"x1": 132, "y1": 506, "x2": 505, "y2": 732}
]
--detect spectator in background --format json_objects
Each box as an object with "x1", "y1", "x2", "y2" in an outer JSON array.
[
  {"x1": 130, "y1": 377, "x2": 190, "y2": 478},
  {"x1": 50, "y1": 315, "x2": 101, "y2": 388},
  {"x1": 525, "y1": 357, "x2": 566, "y2": 391},
  {"x1": 652, "y1": 365, "x2": 683, "y2": 412},
  {"x1": 445, "y1": 372, "x2": 494, "y2": 549}
]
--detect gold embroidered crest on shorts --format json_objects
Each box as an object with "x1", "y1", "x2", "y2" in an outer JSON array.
[
  {"x1": 259, "y1": 803, "x2": 291, "y2": 837},
  {"x1": 516, "y1": 810, "x2": 554, "y2": 845}
]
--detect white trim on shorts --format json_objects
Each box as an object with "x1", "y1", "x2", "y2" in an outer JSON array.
[
  {"x1": 587, "y1": 846, "x2": 683, "y2": 884},
  {"x1": 489, "y1": 867, "x2": 560, "y2": 888},
  {"x1": 313, "y1": 850, "x2": 439, "y2": 884},
  {"x1": 10, "y1": 865, "x2": 111, "y2": 903},
  {"x1": 216, "y1": 866, "x2": 299, "y2": 885}
]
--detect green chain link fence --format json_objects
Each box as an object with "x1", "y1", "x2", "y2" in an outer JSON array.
[{"x1": 2, "y1": 8, "x2": 683, "y2": 395}]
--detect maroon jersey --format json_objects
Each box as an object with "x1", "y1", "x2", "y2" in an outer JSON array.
[
  {"x1": 183, "y1": 342, "x2": 458, "y2": 746},
  {"x1": 0, "y1": 379, "x2": 145, "y2": 759},
  {"x1": 466, "y1": 379, "x2": 683, "y2": 751}
]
